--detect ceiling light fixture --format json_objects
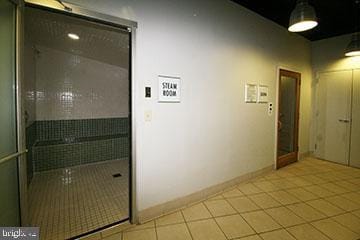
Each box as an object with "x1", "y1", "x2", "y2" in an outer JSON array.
[
  {"x1": 67, "y1": 33, "x2": 79, "y2": 40},
  {"x1": 345, "y1": 33, "x2": 360, "y2": 57},
  {"x1": 345, "y1": 1, "x2": 360, "y2": 57},
  {"x1": 288, "y1": 0, "x2": 318, "y2": 32}
]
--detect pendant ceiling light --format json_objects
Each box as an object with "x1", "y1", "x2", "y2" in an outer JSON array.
[
  {"x1": 345, "y1": 1, "x2": 360, "y2": 57},
  {"x1": 345, "y1": 33, "x2": 360, "y2": 57},
  {"x1": 288, "y1": 0, "x2": 318, "y2": 32}
]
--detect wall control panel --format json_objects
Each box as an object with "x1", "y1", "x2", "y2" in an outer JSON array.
[{"x1": 268, "y1": 102, "x2": 273, "y2": 116}]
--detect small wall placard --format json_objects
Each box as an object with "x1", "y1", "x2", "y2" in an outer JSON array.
[
  {"x1": 158, "y1": 75, "x2": 181, "y2": 102},
  {"x1": 245, "y1": 84, "x2": 258, "y2": 103},
  {"x1": 258, "y1": 85, "x2": 269, "y2": 103}
]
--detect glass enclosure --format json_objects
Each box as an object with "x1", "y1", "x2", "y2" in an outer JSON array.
[
  {"x1": 0, "y1": 0, "x2": 21, "y2": 227},
  {"x1": 278, "y1": 76, "x2": 297, "y2": 157},
  {"x1": 24, "y1": 7, "x2": 131, "y2": 239}
]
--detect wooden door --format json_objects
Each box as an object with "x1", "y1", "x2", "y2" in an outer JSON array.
[{"x1": 277, "y1": 69, "x2": 301, "y2": 169}]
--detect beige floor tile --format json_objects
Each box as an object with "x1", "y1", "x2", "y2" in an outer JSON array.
[
  {"x1": 312, "y1": 218, "x2": 359, "y2": 240},
  {"x1": 347, "y1": 178, "x2": 360, "y2": 185},
  {"x1": 319, "y1": 182, "x2": 351, "y2": 194},
  {"x1": 237, "y1": 183, "x2": 264, "y2": 195},
  {"x1": 341, "y1": 192, "x2": 360, "y2": 205},
  {"x1": 155, "y1": 211, "x2": 184, "y2": 227},
  {"x1": 125, "y1": 221, "x2": 155, "y2": 232},
  {"x1": 303, "y1": 185, "x2": 336, "y2": 198},
  {"x1": 268, "y1": 190, "x2": 301, "y2": 205},
  {"x1": 80, "y1": 233, "x2": 102, "y2": 240},
  {"x1": 236, "y1": 235, "x2": 262, "y2": 240},
  {"x1": 182, "y1": 203, "x2": 212, "y2": 222},
  {"x1": 253, "y1": 181, "x2": 281, "y2": 192},
  {"x1": 204, "y1": 199, "x2": 237, "y2": 217},
  {"x1": 157, "y1": 223, "x2": 192, "y2": 240},
  {"x1": 303, "y1": 175, "x2": 327, "y2": 184},
  {"x1": 288, "y1": 177, "x2": 313, "y2": 187},
  {"x1": 285, "y1": 188, "x2": 318, "y2": 201},
  {"x1": 287, "y1": 223, "x2": 331, "y2": 240},
  {"x1": 123, "y1": 228, "x2": 157, "y2": 240},
  {"x1": 325, "y1": 195, "x2": 360, "y2": 211},
  {"x1": 276, "y1": 170, "x2": 296, "y2": 178},
  {"x1": 306, "y1": 199, "x2": 345, "y2": 217},
  {"x1": 215, "y1": 214, "x2": 255, "y2": 239},
  {"x1": 265, "y1": 206, "x2": 305, "y2": 227},
  {"x1": 334, "y1": 180, "x2": 360, "y2": 192},
  {"x1": 102, "y1": 232, "x2": 122, "y2": 240},
  {"x1": 332, "y1": 213, "x2": 360, "y2": 234},
  {"x1": 287, "y1": 202, "x2": 326, "y2": 221},
  {"x1": 187, "y1": 219, "x2": 226, "y2": 240},
  {"x1": 251, "y1": 177, "x2": 267, "y2": 183},
  {"x1": 241, "y1": 210, "x2": 281, "y2": 233},
  {"x1": 270, "y1": 179, "x2": 297, "y2": 189},
  {"x1": 227, "y1": 196, "x2": 260, "y2": 213},
  {"x1": 264, "y1": 173, "x2": 282, "y2": 180},
  {"x1": 352, "y1": 209, "x2": 360, "y2": 218},
  {"x1": 248, "y1": 193, "x2": 281, "y2": 209},
  {"x1": 207, "y1": 194, "x2": 225, "y2": 201},
  {"x1": 101, "y1": 223, "x2": 132, "y2": 237},
  {"x1": 222, "y1": 188, "x2": 244, "y2": 198},
  {"x1": 260, "y1": 229, "x2": 296, "y2": 240}
]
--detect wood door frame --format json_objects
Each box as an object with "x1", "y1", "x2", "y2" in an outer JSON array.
[{"x1": 276, "y1": 69, "x2": 301, "y2": 169}]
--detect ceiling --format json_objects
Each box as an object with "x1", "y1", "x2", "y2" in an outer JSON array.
[
  {"x1": 25, "y1": 7, "x2": 129, "y2": 68},
  {"x1": 232, "y1": 0, "x2": 358, "y2": 41}
]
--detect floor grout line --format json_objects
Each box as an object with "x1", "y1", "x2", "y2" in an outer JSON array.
[{"x1": 96, "y1": 158, "x2": 360, "y2": 240}]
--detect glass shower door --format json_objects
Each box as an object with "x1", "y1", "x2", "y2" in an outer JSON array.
[{"x1": 0, "y1": 0, "x2": 20, "y2": 226}]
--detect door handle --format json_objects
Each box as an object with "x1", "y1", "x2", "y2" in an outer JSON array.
[
  {"x1": 0, "y1": 150, "x2": 28, "y2": 165},
  {"x1": 339, "y1": 119, "x2": 351, "y2": 123}
]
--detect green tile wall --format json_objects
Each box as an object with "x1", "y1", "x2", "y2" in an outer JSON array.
[
  {"x1": 36, "y1": 118, "x2": 129, "y2": 141},
  {"x1": 33, "y1": 136, "x2": 129, "y2": 172},
  {"x1": 29, "y1": 117, "x2": 129, "y2": 173},
  {"x1": 25, "y1": 122, "x2": 37, "y2": 183}
]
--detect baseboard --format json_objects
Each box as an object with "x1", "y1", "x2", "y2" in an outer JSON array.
[{"x1": 137, "y1": 164, "x2": 274, "y2": 223}]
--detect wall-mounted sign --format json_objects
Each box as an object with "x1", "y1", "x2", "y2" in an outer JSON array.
[
  {"x1": 258, "y1": 85, "x2": 269, "y2": 103},
  {"x1": 158, "y1": 75, "x2": 181, "y2": 102},
  {"x1": 245, "y1": 84, "x2": 258, "y2": 103}
]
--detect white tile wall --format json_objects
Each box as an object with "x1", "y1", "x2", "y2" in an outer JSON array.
[
  {"x1": 35, "y1": 46, "x2": 129, "y2": 120},
  {"x1": 24, "y1": 44, "x2": 37, "y2": 126}
]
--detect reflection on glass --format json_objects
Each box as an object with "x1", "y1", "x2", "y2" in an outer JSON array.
[
  {"x1": 0, "y1": 0, "x2": 20, "y2": 226},
  {"x1": 278, "y1": 76, "x2": 297, "y2": 157}
]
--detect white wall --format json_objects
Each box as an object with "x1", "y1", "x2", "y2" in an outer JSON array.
[
  {"x1": 63, "y1": 0, "x2": 313, "y2": 211},
  {"x1": 35, "y1": 46, "x2": 129, "y2": 120},
  {"x1": 312, "y1": 33, "x2": 360, "y2": 72}
]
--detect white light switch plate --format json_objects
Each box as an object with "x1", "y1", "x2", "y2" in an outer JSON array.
[{"x1": 145, "y1": 110, "x2": 152, "y2": 122}]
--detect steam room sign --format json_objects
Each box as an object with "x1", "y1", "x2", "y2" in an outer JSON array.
[{"x1": 158, "y1": 75, "x2": 181, "y2": 102}]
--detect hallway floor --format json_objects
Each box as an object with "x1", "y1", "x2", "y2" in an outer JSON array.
[
  {"x1": 85, "y1": 158, "x2": 360, "y2": 240},
  {"x1": 29, "y1": 159, "x2": 129, "y2": 240}
]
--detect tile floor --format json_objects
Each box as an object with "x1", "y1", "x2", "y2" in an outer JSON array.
[
  {"x1": 29, "y1": 159, "x2": 129, "y2": 240},
  {"x1": 84, "y1": 158, "x2": 360, "y2": 240}
]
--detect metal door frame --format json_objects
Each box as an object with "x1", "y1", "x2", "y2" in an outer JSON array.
[{"x1": 17, "y1": 0, "x2": 138, "y2": 227}]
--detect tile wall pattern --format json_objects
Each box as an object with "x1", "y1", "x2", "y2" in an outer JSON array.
[
  {"x1": 29, "y1": 159, "x2": 129, "y2": 240},
  {"x1": 26, "y1": 121, "x2": 37, "y2": 183},
  {"x1": 33, "y1": 135, "x2": 128, "y2": 172},
  {"x1": 26, "y1": 117, "x2": 129, "y2": 172},
  {"x1": 82, "y1": 158, "x2": 360, "y2": 240},
  {"x1": 36, "y1": 118, "x2": 129, "y2": 141}
]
